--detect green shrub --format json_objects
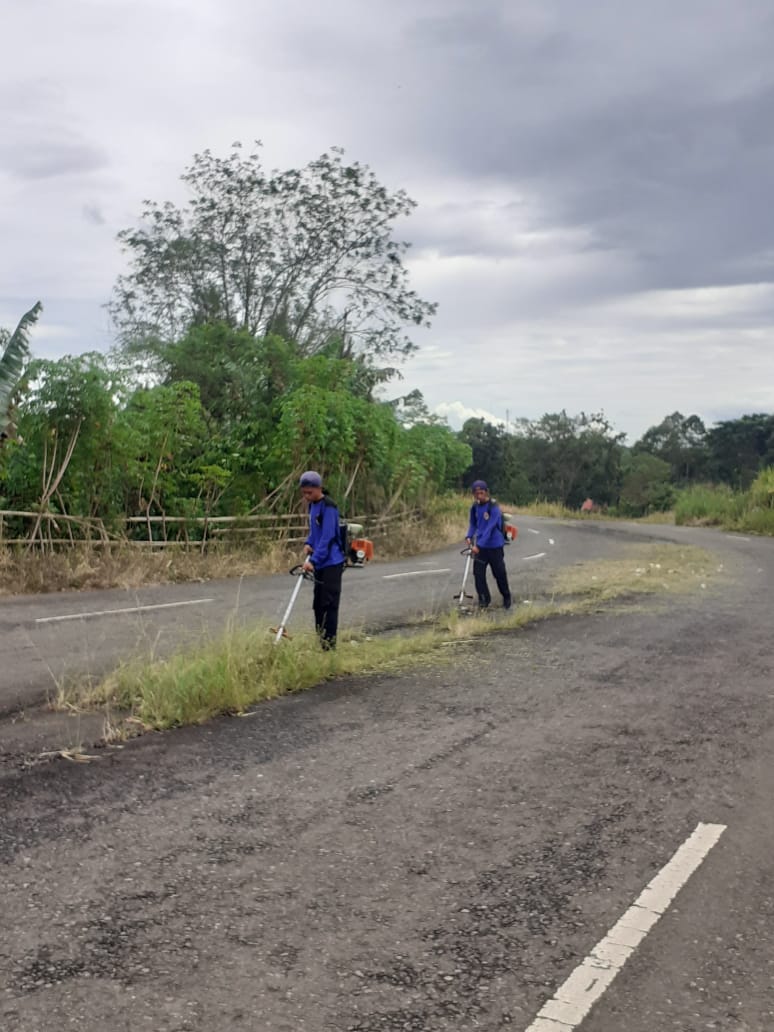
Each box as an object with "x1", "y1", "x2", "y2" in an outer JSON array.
[
  {"x1": 747, "y1": 467, "x2": 774, "y2": 510},
  {"x1": 738, "y1": 507, "x2": 774, "y2": 535}
]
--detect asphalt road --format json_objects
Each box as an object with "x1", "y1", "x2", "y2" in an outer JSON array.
[
  {"x1": 0, "y1": 517, "x2": 573, "y2": 713},
  {"x1": 1, "y1": 519, "x2": 773, "y2": 1031}
]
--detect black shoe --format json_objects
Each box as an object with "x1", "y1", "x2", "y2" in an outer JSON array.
[{"x1": 503, "y1": 597, "x2": 512, "y2": 610}]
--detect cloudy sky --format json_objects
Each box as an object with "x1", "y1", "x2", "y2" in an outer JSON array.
[{"x1": 2, "y1": 0, "x2": 773, "y2": 442}]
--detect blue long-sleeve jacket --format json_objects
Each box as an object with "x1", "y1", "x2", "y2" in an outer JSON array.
[
  {"x1": 305, "y1": 497, "x2": 345, "y2": 569},
  {"x1": 466, "y1": 500, "x2": 505, "y2": 549}
]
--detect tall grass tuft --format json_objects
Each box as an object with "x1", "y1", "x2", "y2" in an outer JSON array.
[
  {"x1": 81, "y1": 623, "x2": 445, "y2": 729},
  {"x1": 674, "y1": 484, "x2": 748, "y2": 526}
]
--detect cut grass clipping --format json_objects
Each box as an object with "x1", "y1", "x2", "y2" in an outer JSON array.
[
  {"x1": 551, "y1": 543, "x2": 723, "y2": 602},
  {"x1": 66, "y1": 542, "x2": 721, "y2": 732}
]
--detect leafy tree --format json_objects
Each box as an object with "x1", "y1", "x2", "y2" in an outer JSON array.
[
  {"x1": 115, "y1": 381, "x2": 210, "y2": 531},
  {"x1": 269, "y1": 384, "x2": 358, "y2": 490},
  {"x1": 7, "y1": 354, "x2": 124, "y2": 529},
  {"x1": 404, "y1": 422, "x2": 471, "y2": 494},
  {"x1": 705, "y1": 414, "x2": 774, "y2": 488},
  {"x1": 0, "y1": 302, "x2": 42, "y2": 441},
  {"x1": 458, "y1": 418, "x2": 528, "y2": 501},
  {"x1": 110, "y1": 144, "x2": 435, "y2": 363},
  {"x1": 633, "y1": 412, "x2": 708, "y2": 484},
  {"x1": 519, "y1": 411, "x2": 625, "y2": 507},
  {"x1": 618, "y1": 452, "x2": 675, "y2": 516},
  {"x1": 155, "y1": 322, "x2": 265, "y2": 427},
  {"x1": 390, "y1": 388, "x2": 443, "y2": 428}
]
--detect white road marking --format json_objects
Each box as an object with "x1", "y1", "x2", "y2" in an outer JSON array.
[
  {"x1": 527, "y1": 528, "x2": 541, "y2": 535},
  {"x1": 525, "y1": 822, "x2": 726, "y2": 1031},
  {"x1": 522, "y1": 552, "x2": 547, "y2": 562},
  {"x1": 382, "y1": 569, "x2": 451, "y2": 580},
  {"x1": 35, "y1": 598, "x2": 216, "y2": 624},
  {"x1": 548, "y1": 538, "x2": 555, "y2": 545}
]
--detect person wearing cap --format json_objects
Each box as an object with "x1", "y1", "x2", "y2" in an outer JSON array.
[
  {"x1": 465, "y1": 480, "x2": 512, "y2": 610},
  {"x1": 299, "y1": 471, "x2": 345, "y2": 649}
]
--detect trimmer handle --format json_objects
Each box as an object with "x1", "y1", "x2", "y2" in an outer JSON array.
[{"x1": 289, "y1": 564, "x2": 315, "y2": 581}]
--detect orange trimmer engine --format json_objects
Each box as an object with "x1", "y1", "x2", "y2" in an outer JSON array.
[
  {"x1": 348, "y1": 535, "x2": 374, "y2": 566},
  {"x1": 500, "y1": 511, "x2": 518, "y2": 544}
]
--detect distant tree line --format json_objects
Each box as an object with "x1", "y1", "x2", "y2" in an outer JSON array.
[{"x1": 459, "y1": 410, "x2": 774, "y2": 515}]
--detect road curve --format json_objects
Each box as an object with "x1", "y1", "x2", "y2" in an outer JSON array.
[{"x1": 1, "y1": 519, "x2": 773, "y2": 1030}]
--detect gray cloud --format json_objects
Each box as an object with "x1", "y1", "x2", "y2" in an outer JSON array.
[
  {"x1": 0, "y1": 78, "x2": 110, "y2": 179},
  {"x1": 82, "y1": 203, "x2": 106, "y2": 225},
  {"x1": 1, "y1": 0, "x2": 773, "y2": 440},
  {"x1": 281, "y1": 0, "x2": 774, "y2": 295},
  {"x1": 2, "y1": 139, "x2": 108, "y2": 179}
]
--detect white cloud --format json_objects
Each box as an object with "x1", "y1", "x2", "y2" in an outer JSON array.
[{"x1": 433, "y1": 401, "x2": 506, "y2": 429}]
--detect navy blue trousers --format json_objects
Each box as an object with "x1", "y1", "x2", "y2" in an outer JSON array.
[
  {"x1": 313, "y1": 563, "x2": 344, "y2": 648},
  {"x1": 473, "y1": 547, "x2": 511, "y2": 608}
]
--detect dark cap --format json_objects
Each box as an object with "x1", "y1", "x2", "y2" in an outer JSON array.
[
  {"x1": 299, "y1": 470, "x2": 322, "y2": 488},
  {"x1": 471, "y1": 480, "x2": 488, "y2": 492}
]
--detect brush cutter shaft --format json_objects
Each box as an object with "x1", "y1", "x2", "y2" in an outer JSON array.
[
  {"x1": 274, "y1": 576, "x2": 304, "y2": 644},
  {"x1": 454, "y1": 547, "x2": 474, "y2": 603},
  {"x1": 273, "y1": 565, "x2": 311, "y2": 644}
]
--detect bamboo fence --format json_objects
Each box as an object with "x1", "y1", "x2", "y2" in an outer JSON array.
[{"x1": 0, "y1": 508, "x2": 423, "y2": 550}]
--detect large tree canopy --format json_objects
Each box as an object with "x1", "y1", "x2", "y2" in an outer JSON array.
[
  {"x1": 633, "y1": 411, "x2": 708, "y2": 484},
  {"x1": 110, "y1": 144, "x2": 436, "y2": 362}
]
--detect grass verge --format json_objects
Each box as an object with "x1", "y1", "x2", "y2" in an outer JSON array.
[{"x1": 58, "y1": 541, "x2": 723, "y2": 735}]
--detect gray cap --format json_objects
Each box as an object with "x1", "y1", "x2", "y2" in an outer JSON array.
[{"x1": 299, "y1": 470, "x2": 322, "y2": 487}]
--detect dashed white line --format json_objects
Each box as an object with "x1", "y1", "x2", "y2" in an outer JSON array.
[
  {"x1": 35, "y1": 598, "x2": 216, "y2": 624},
  {"x1": 525, "y1": 822, "x2": 726, "y2": 1031},
  {"x1": 382, "y1": 569, "x2": 451, "y2": 580}
]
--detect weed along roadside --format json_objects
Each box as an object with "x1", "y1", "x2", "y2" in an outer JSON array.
[{"x1": 49, "y1": 542, "x2": 723, "y2": 748}]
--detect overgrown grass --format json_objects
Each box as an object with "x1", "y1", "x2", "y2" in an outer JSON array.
[
  {"x1": 60, "y1": 541, "x2": 721, "y2": 734},
  {"x1": 675, "y1": 471, "x2": 774, "y2": 535},
  {"x1": 511, "y1": 500, "x2": 622, "y2": 520},
  {"x1": 674, "y1": 484, "x2": 748, "y2": 526},
  {"x1": 0, "y1": 541, "x2": 283, "y2": 596},
  {"x1": 513, "y1": 499, "x2": 675, "y2": 523},
  {"x1": 634, "y1": 510, "x2": 676, "y2": 524},
  {"x1": 512, "y1": 500, "x2": 585, "y2": 519}
]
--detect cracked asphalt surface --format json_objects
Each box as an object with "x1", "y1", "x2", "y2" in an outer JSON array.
[{"x1": 1, "y1": 520, "x2": 773, "y2": 1031}]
